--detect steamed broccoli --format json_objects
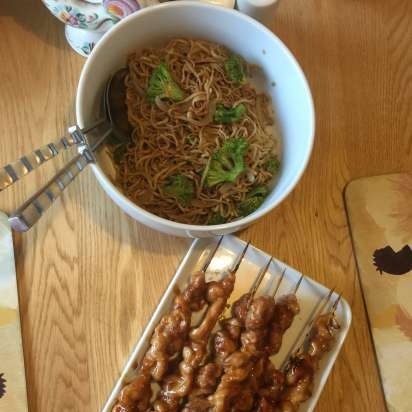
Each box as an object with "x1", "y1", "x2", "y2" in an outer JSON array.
[
  {"x1": 147, "y1": 63, "x2": 185, "y2": 102},
  {"x1": 238, "y1": 186, "x2": 269, "y2": 216},
  {"x1": 265, "y1": 157, "x2": 280, "y2": 175},
  {"x1": 214, "y1": 103, "x2": 246, "y2": 124},
  {"x1": 209, "y1": 213, "x2": 227, "y2": 225},
  {"x1": 205, "y1": 137, "x2": 248, "y2": 187},
  {"x1": 164, "y1": 175, "x2": 194, "y2": 205},
  {"x1": 224, "y1": 54, "x2": 246, "y2": 85}
]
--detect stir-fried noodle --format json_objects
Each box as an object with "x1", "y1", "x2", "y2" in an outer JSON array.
[{"x1": 110, "y1": 39, "x2": 281, "y2": 225}]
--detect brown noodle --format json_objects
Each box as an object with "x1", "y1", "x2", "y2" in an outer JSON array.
[{"x1": 112, "y1": 38, "x2": 280, "y2": 225}]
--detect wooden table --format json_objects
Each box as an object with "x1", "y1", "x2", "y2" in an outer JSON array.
[{"x1": 1, "y1": 1, "x2": 410, "y2": 411}]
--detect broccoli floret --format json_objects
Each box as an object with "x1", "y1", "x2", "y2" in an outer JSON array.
[
  {"x1": 209, "y1": 213, "x2": 227, "y2": 225},
  {"x1": 205, "y1": 137, "x2": 249, "y2": 187},
  {"x1": 214, "y1": 103, "x2": 246, "y2": 124},
  {"x1": 265, "y1": 157, "x2": 280, "y2": 175},
  {"x1": 164, "y1": 175, "x2": 194, "y2": 205},
  {"x1": 224, "y1": 54, "x2": 246, "y2": 85},
  {"x1": 238, "y1": 186, "x2": 269, "y2": 216},
  {"x1": 147, "y1": 63, "x2": 184, "y2": 102}
]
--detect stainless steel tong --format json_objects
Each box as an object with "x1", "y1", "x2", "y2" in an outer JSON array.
[
  {"x1": 0, "y1": 68, "x2": 129, "y2": 232},
  {"x1": 2, "y1": 124, "x2": 111, "y2": 232}
]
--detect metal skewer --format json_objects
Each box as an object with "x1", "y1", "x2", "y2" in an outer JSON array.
[
  {"x1": 280, "y1": 287, "x2": 335, "y2": 370},
  {"x1": 306, "y1": 288, "x2": 336, "y2": 329},
  {"x1": 293, "y1": 274, "x2": 304, "y2": 294},
  {"x1": 197, "y1": 240, "x2": 250, "y2": 325},
  {"x1": 231, "y1": 241, "x2": 251, "y2": 273},
  {"x1": 153, "y1": 241, "x2": 251, "y2": 412},
  {"x1": 331, "y1": 293, "x2": 342, "y2": 315},
  {"x1": 201, "y1": 236, "x2": 224, "y2": 273},
  {"x1": 246, "y1": 256, "x2": 273, "y2": 308},
  {"x1": 271, "y1": 267, "x2": 286, "y2": 297}
]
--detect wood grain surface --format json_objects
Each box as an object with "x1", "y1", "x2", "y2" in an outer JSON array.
[{"x1": 1, "y1": 1, "x2": 411, "y2": 411}]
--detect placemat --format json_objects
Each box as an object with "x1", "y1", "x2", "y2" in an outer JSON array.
[
  {"x1": 0, "y1": 211, "x2": 28, "y2": 410},
  {"x1": 345, "y1": 173, "x2": 412, "y2": 412}
]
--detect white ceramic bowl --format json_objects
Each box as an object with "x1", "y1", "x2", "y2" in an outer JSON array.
[{"x1": 76, "y1": 1, "x2": 315, "y2": 238}]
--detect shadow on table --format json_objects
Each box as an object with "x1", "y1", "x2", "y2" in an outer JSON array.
[
  {"x1": 68, "y1": 167, "x2": 251, "y2": 258},
  {"x1": 69, "y1": 167, "x2": 192, "y2": 256},
  {"x1": 0, "y1": 0, "x2": 63, "y2": 50}
]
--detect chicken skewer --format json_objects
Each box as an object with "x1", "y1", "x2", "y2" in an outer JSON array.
[
  {"x1": 276, "y1": 294, "x2": 341, "y2": 412},
  {"x1": 112, "y1": 237, "x2": 224, "y2": 412},
  {"x1": 294, "y1": 293, "x2": 341, "y2": 362},
  {"x1": 209, "y1": 273, "x2": 303, "y2": 412},
  {"x1": 255, "y1": 290, "x2": 339, "y2": 412},
  {"x1": 279, "y1": 288, "x2": 337, "y2": 371},
  {"x1": 152, "y1": 242, "x2": 251, "y2": 412},
  {"x1": 258, "y1": 275, "x2": 303, "y2": 356},
  {"x1": 233, "y1": 277, "x2": 304, "y2": 412},
  {"x1": 181, "y1": 257, "x2": 275, "y2": 412},
  {"x1": 231, "y1": 275, "x2": 304, "y2": 412},
  {"x1": 229, "y1": 272, "x2": 290, "y2": 412}
]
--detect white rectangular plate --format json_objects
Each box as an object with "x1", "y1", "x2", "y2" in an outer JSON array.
[{"x1": 103, "y1": 235, "x2": 352, "y2": 412}]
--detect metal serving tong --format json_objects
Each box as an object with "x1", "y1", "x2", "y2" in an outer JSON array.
[{"x1": 0, "y1": 68, "x2": 130, "y2": 232}]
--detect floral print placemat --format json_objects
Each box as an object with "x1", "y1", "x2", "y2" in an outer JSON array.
[
  {"x1": 0, "y1": 212, "x2": 28, "y2": 411},
  {"x1": 345, "y1": 173, "x2": 412, "y2": 412}
]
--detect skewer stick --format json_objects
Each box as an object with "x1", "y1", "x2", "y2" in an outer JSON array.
[
  {"x1": 331, "y1": 293, "x2": 342, "y2": 315},
  {"x1": 271, "y1": 267, "x2": 286, "y2": 297},
  {"x1": 198, "y1": 241, "x2": 250, "y2": 325},
  {"x1": 247, "y1": 256, "x2": 273, "y2": 307},
  {"x1": 293, "y1": 274, "x2": 304, "y2": 294},
  {"x1": 308, "y1": 288, "x2": 336, "y2": 327},
  {"x1": 201, "y1": 236, "x2": 224, "y2": 273},
  {"x1": 231, "y1": 241, "x2": 251, "y2": 273},
  {"x1": 280, "y1": 287, "x2": 335, "y2": 370},
  {"x1": 154, "y1": 242, "x2": 250, "y2": 410}
]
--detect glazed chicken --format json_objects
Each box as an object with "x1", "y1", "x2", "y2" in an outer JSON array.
[
  {"x1": 112, "y1": 271, "x2": 207, "y2": 412},
  {"x1": 112, "y1": 242, "x2": 341, "y2": 412},
  {"x1": 152, "y1": 271, "x2": 236, "y2": 412},
  {"x1": 208, "y1": 294, "x2": 300, "y2": 412},
  {"x1": 256, "y1": 310, "x2": 341, "y2": 412}
]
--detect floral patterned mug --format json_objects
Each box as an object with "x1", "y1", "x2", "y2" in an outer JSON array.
[{"x1": 42, "y1": 0, "x2": 158, "y2": 57}]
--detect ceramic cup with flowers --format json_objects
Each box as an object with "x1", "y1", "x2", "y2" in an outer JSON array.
[{"x1": 42, "y1": 0, "x2": 158, "y2": 57}]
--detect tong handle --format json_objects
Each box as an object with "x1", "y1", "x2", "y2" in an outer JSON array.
[
  {"x1": 0, "y1": 119, "x2": 104, "y2": 192},
  {"x1": 0, "y1": 128, "x2": 82, "y2": 192},
  {"x1": 8, "y1": 149, "x2": 94, "y2": 232}
]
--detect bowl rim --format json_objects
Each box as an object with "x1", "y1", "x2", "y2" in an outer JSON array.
[{"x1": 76, "y1": 0, "x2": 315, "y2": 232}]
